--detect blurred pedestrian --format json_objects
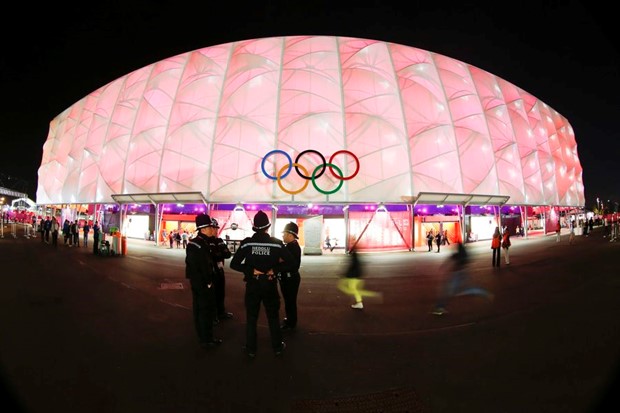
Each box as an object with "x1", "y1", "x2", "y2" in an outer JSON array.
[
  {"x1": 185, "y1": 214, "x2": 222, "y2": 349},
  {"x1": 43, "y1": 216, "x2": 51, "y2": 243},
  {"x1": 555, "y1": 220, "x2": 561, "y2": 242},
  {"x1": 426, "y1": 230, "x2": 434, "y2": 252},
  {"x1": 51, "y1": 216, "x2": 59, "y2": 247},
  {"x1": 435, "y1": 230, "x2": 442, "y2": 253},
  {"x1": 230, "y1": 211, "x2": 295, "y2": 359},
  {"x1": 82, "y1": 221, "x2": 90, "y2": 248},
  {"x1": 501, "y1": 228, "x2": 511, "y2": 265},
  {"x1": 175, "y1": 230, "x2": 182, "y2": 248},
  {"x1": 181, "y1": 230, "x2": 189, "y2": 249},
  {"x1": 92, "y1": 221, "x2": 100, "y2": 254},
  {"x1": 491, "y1": 226, "x2": 501, "y2": 267},
  {"x1": 338, "y1": 246, "x2": 380, "y2": 310},
  {"x1": 443, "y1": 229, "x2": 450, "y2": 245},
  {"x1": 568, "y1": 222, "x2": 575, "y2": 245},
  {"x1": 279, "y1": 222, "x2": 301, "y2": 331},
  {"x1": 71, "y1": 220, "x2": 79, "y2": 246},
  {"x1": 432, "y1": 242, "x2": 493, "y2": 316}
]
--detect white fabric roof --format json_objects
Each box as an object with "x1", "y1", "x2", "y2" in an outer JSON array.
[{"x1": 36, "y1": 36, "x2": 584, "y2": 206}]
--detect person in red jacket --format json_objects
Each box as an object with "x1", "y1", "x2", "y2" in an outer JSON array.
[{"x1": 491, "y1": 226, "x2": 501, "y2": 267}]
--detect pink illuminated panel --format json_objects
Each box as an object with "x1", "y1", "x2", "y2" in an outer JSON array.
[{"x1": 37, "y1": 36, "x2": 584, "y2": 206}]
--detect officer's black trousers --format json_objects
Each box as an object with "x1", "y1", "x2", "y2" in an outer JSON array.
[
  {"x1": 245, "y1": 277, "x2": 282, "y2": 352},
  {"x1": 214, "y1": 269, "x2": 227, "y2": 316},
  {"x1": 279, "y1": 275, "x2": 300, "y2": 328},
  {"x1": 191, "y1": 287, "x2": 216, "y2": 344}
]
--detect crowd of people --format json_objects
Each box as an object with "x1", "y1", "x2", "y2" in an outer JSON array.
[
  {"x1": 425, "y1": 229, "x2": 451, "y2": 252},
  {"x1": 32, "y1": 215, "x2": 101, "y2": 253}
]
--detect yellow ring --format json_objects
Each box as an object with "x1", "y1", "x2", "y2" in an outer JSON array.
[{"x1": 277, "y1": 163, "x2": 309, "y2": 195}]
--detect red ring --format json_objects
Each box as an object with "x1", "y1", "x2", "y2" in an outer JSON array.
[{"x1": 329, "y1": 150, "x2": 359, "y2": 180}]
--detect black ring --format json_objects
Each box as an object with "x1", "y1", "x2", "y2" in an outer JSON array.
[{"x1": 295, "y1": 150, "x2": 326, "y2": 180}]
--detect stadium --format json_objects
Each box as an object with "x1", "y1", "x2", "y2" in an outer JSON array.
[{"x1": 34, "y1": 36, "x2": 585, "y2": 253}]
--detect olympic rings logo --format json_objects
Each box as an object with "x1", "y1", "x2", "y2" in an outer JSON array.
[{"x1": 261, "y1": 149, "x2": 360, "y2": 195}]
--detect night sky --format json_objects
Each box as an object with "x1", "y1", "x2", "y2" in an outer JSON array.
[{"x1": 1, "y1": 0, "x2": 617, "y2": 209}]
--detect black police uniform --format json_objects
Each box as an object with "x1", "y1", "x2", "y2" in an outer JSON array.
[
  {"x1": 230, "y1": 223, "x2": 294, "y2": 356},
  {"x1": 185, "y1": 229, "x2": 220, "y2": 348},
  {"x1": 279, "y1": 228, "x2": 301, "y2": 330},
  {"x1": 206, "y1": 227, "x2": 233, "y2": 321}
]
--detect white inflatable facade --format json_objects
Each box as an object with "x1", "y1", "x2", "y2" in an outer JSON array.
[{"x1": 36, "y1": 36, "x2": 584, "y2": 207}]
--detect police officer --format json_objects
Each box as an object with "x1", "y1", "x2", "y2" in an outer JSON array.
[
  {"x1": 205, "y1": 217, "x2": 233, "y2": 323},
  {"x1": 279, "y1": 222, "x2": 301, "y2": 331},
  {"x1": 230, "y1": 211, "x2": 294, "y2": 358},
  {"x1": 185, "y1": 213, "x2": 222, "y2": 349}
]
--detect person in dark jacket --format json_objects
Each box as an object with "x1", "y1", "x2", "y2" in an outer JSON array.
[
  {"x1": 185, "y1": 214, "x2": 222, "y2": 349},
  {"x1": 337, "y1": 245, "x2": 380, "y2": 309},
  {"x1": 432, "y1": 241, "x2": 493, "y2": 315},
  {"x1": 205, "y1": 217, "x2": 233, "y2": 323},
  {"x1": 230, "y1": 211, "x2": 295, "y2": 359},
  {"x1": 92, "y1": 221, "x2": 100, "y2": 254},
  {"x1": 278, "y1": 222, "x2": 301, "y2": 331}
]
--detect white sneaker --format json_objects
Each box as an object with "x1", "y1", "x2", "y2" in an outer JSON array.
[
  {"x1": 351, "y1": 302, "x2": 364, "y2": 309},
  {"x1": 431, "y1": 307, "x2": 447, "y2": 315}
]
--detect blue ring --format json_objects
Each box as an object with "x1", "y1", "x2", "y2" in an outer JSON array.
[{"x1": 261, "y1": 150, "x2": 292, "y2": 180}]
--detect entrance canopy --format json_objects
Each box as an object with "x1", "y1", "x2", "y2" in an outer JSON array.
[
  {"x1": 111, "y1": 192, "x2": 207, "y2": 205},
  {"x1": 412, "y1": 192, "x2": 510, "y2": 206}
]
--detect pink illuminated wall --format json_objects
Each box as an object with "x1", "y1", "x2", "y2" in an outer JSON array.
[{"x1": 37, "y1": 36, "x2": 584, "y2": 206}]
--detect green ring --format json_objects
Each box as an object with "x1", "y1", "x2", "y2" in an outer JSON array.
[{"x1": 312, "y1": 163, "x2": 344, "y2": 195}]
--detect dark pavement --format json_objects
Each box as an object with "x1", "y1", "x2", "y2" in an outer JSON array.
[{"x1": 1, "y1": 224, "x2": 620, "y2": 412}]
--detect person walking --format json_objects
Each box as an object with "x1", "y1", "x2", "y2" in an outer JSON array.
[
  {"x1": 169, "y1": 230, "x2": 175, "y2": 249},
  {"x1": 185, "y1": 214, "x2": 222, "y2": 349},
  {"x1": 569, "y1": 222, "x2": 576, "y2": 245},
  {"x1": 62, "y1": 219, "x2": 71, "y2": 246},
  {"x1": 51, "y1": 216, "x2": 59, "y2": 247},
  {"x1": 426, "y1": 230, "x2": 434, "y2": 252},
  {"x1": 435, "y1": 230, "x2": 442, "y2": 253},
  {"x1": 92, "y1": 221, "x2": 100, "y2": 254},
  {"x1": 230, "y1": 211, "x2": 295, "y2": 359},
  {"x1": 556, "y1": 220, "x2": 561, "y2": 242},
  {"x1": 443, "y1": 229, "x2": 450, "y2": 245},
  {"x1": 43, "y1": 216, "x2": 51, "y2": 244},
  {"x1": 337, "y1": 246, "x2": 380, "y2": 309},
  {"x1": 82, "y1": 221, "x2": 91, "y2": 248},
  {"x1": 501, "y1": 228, "x2": 511, "y2": 265},
  {"x1": 491, "y1": 226, "x2": 501, "y2": 267},
  {"x1": 205, "y1": 218, "x2": 233, "y2": 323},
  {"x1": 181, "y1": 230, "x2": 189, "y2": 249},
  {"x1": 432, "y1": 242, "x2": 493, "y2": 315},
  {"x1": 71, "y1": 220, "x2": 79, "y2": 247},
  {"x1": 279, "y1": 222, "x2": 301, "y2": 332}
]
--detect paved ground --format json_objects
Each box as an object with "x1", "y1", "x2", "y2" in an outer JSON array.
[{"x1": 1, "y1": 224, "x2": 619, "y2": 412}]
